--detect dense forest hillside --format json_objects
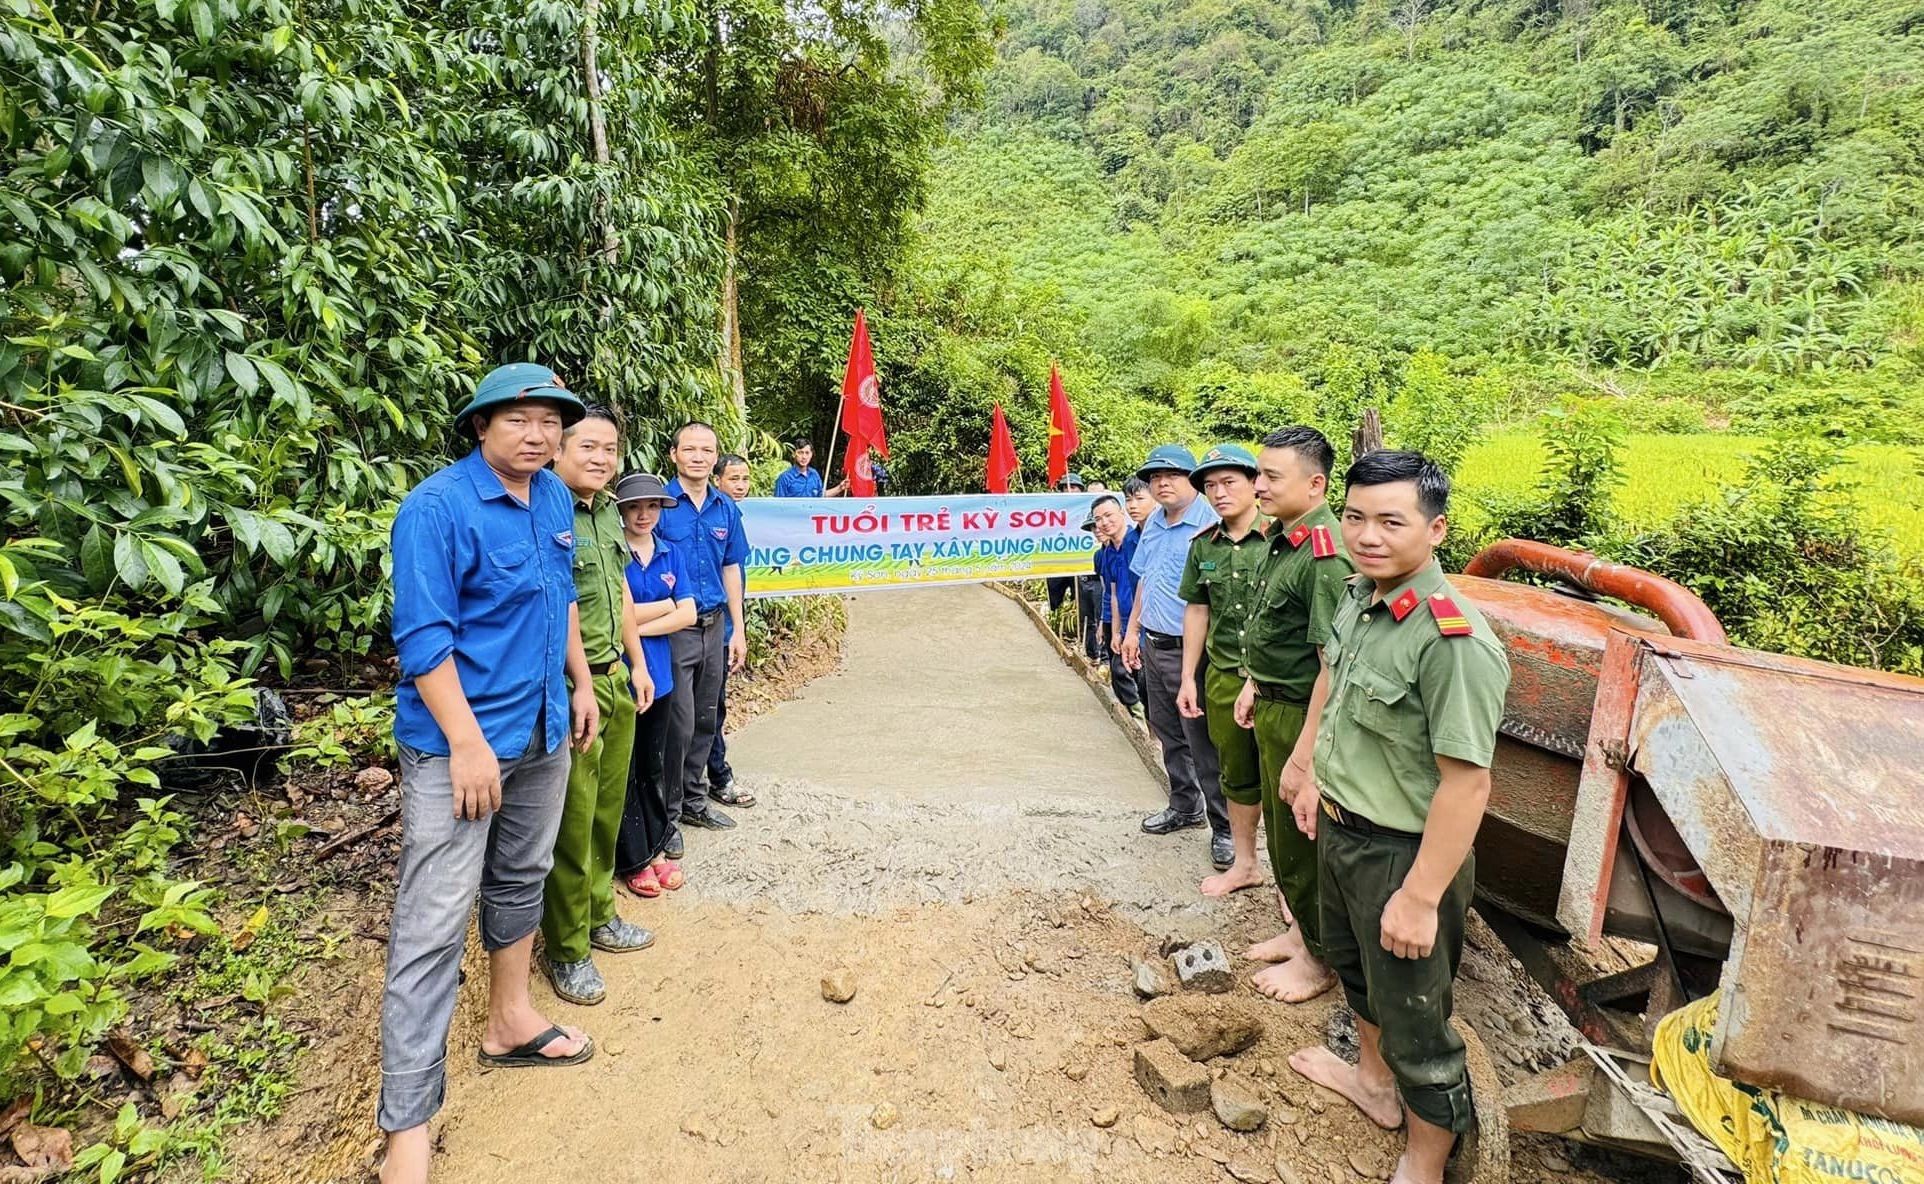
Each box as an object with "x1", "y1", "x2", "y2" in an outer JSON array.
[{"x1": 880, "y1": 0, "x2": 1924, "y2": 491}]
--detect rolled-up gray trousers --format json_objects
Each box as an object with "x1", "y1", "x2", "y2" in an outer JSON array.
[{"x1": 377, "y1": 738, "x2": 569, "y2": 1132}]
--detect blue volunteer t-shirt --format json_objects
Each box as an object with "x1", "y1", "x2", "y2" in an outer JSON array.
[
  {"x1": 623, "y1": 537, "x2": 691, "y2": 698},
  {"x1": 656, "y1": 479, "x2": 748, "y2": 615},
  {"x1": 390, "y1": 448, "x2": 577, "y2": 759},
  {"x1": 773, "y1": 466, "x2": 824, "y2": 498}
]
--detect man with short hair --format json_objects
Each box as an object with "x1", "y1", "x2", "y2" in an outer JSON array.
[
  {"x1": 773, "y1": 439, "x2": 845, "y2": 498},
  {"x1": 539, "y1": 406, "x2": 657, "y2": 1007},
  {"x1": 1119, "y1": 445, "x2": 1229, "y2": 869},
  {"x1": 655, "y1": 422, "x2": 750, "y2": 848},
  {"x1": 705, "y1": 453, "x2": 753, "y2": 806},
  {"x1": 1091, "y1": 494, "x2": 1142, "y2": 715},
  {"x1": 1175, "y1": 444, "x2": 1271, "y2": 896},
  {"x1": 1047, "y1": 471, "x2": 1088, "y2": 616},
  {"x1": 1285, "y1": 450, "x2": 1511, "y2": 1184},
  {"x1": 1122, "y1": 476, "x2": 1154, "y2": 528},
  {"x1": 1234, "y1": 426, "x2": 1350, "y2": 1004},
  {"x1": 378, "y1": 363, "x2": 600, "y2": 1184}
]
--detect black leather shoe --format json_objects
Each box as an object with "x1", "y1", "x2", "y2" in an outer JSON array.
[
  {"x1": 1210, "y1": 833, "x2": 1235, "y2": 870},
  {"x1": 662, "y1": 826, "x2": 685, "y2": 860},
  {"x1": 681, "y1": 807, "x2": 736, "y2": 831},
  {"x1": 1142, "y1": 807, "x2": 1207, "y2": 835}
]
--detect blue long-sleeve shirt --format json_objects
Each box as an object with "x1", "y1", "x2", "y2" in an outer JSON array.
[
  {"x1": 655, "y1": 478, "x2": 748, "y2": 615},
  {"x1": 390, "y1": 449, "x2": 578, "y2": 758},
  {"x1": 1096, "y1": 527, "x2": 1140, "y2": 626}
]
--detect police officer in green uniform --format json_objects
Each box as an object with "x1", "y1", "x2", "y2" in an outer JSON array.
[
  {"x1": 1174, "y1": 445, "x2": 1272, "y2": 898},
  {"x1": 1282, "y1": 450, "x2": 1510, "y2": 1184},
  {"x1": 541, "y1": 406, "x2": 657, "y2": 1007},
  {"x1": 1230, "y1": 427, "x2": 1350, "y2": 1005}
]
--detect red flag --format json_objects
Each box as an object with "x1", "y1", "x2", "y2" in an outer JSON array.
[
  {"x1": 840, "y1": 309, "x2": 888, "y2": 459},
  {"x1": 844, "y1": 439, "x2": 877, "y2": 498},
  {"x1": 987, "y1": 403, "x2": 1019, "y2": 493},
  {"x1": 1046, "y1": 364, "x2": 1079, "y2": 487}
]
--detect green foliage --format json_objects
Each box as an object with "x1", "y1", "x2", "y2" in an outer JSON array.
[
  {"x1": 1474, "y1": 398, "x2": 1627, "y2": 548},
  {"x1": 1620, "y1": 439, "x2": 1924, "y2": 674}
]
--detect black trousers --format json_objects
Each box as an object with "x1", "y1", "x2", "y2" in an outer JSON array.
[
  {"x1": 614, "y1": 696, "x2": 672, "y2": 874},
  {"x1": 664, "y1": 613, "x2": 725, "y2": 822},
  {"x1": 1075, "y1": 575, "x2": 1102, "y2": 659}
]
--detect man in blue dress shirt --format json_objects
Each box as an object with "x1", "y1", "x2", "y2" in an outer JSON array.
[
  {"x1": 378, "y1": 363, "x2": 601, "y2": 1184},
  {"x1": 773, "y1": 438, "x2": 846, "y2": 498},
  {"x1": 654, "y1": 422, "x2": 750, "y2": 848},
  {"x1": 1119, "y1": 444, "x2": 1230, "y2": 869}
]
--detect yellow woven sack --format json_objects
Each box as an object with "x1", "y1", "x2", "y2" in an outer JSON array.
[{"x1": 1651, "y1": 990, "x2": 1924, "y2": 1184}]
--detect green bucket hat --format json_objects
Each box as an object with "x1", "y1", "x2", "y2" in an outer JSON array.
[
  {"x1": 1188, "y1": 443, "x2": 1259, "y2": 490},
  {"x1": 451, "y1": 362, "x2": 586, "y2": 440}
]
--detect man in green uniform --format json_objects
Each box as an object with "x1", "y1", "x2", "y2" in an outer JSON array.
[
  {"x1": 541, "y1": 406, "x2": 657, "y2": 1006},
  {"x1": 1283, "y1": 450, "x2": 1511, "y2": 1184},
  {"x1": 1175, "y1": 445, "x2": 1271, "y2": 898},
  {"x1": 1230, "y1": 427, "x2": 1350, "y2": 1004}
]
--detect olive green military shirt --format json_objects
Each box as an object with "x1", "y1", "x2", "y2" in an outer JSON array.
[
  {"x1": 1177, "y1": 515, "x2": 1272, "y2": 673},
  {"x1": 1312, "y1": 559, "x2": 1511, "y2": 834},
  {"x1": 1244, "y1": 502, "x2": 1353, "y2": 701},
  {"x1": 572, "y1": 494, "x2": 629, "y2": 665}
]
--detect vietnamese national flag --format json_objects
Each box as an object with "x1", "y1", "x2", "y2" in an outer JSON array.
[
  {"x1": 1046, "y1": 364, "x2": 1079, "y2": 487},
  {"x1": 987, "y1": 403, "x2": 1020, "y2": 493},
  {"x1": 840, "y1": 309, "x2": 889, "y2": 459}
]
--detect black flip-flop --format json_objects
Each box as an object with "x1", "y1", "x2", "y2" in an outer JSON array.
[{"x1": 476, "y1": 1025, "x2": 594, "y2": 1069}]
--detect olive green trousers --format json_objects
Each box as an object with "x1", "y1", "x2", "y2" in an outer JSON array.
[
  {"x1": 1318, "y1": 814, "x2": 1475, "y2": 1133},
  {"x1": 541, "y1": 669, "x2": 636, "y2": 963}
]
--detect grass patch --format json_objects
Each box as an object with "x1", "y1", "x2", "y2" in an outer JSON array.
[{"x1": 1455, "y1": 432, "x2": 1924, "y2": 558}]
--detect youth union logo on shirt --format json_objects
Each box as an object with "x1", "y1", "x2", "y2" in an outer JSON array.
[
  {"x1": 711, "y1": 527, "x2": 729, "y2": 541},
  {"x1": 553, "y1": 531, "x2": 574, "y2": 547},
  {"x1": 662, "y1": 573, "x2": 676, "y2": 589}
]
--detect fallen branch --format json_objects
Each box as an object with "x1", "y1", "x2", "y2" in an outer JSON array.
[{"x1": 314, "y1": 807, "x2": 400, "y2": 862}]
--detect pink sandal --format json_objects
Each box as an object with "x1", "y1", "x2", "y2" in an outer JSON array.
[
  {"x1": 655, "y1": 860, "x2": 684, "y2": 891},
  {"x1": 624, "y1": 866, "x2": 662, "y2": 898}
]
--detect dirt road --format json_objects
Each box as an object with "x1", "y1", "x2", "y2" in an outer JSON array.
[{"x1": 255, "y1": 585, "x2": 1642, "y2": 1183}]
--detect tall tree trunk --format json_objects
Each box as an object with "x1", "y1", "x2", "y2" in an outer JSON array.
[
  {"x1": 718, "y1": 201, "x2": 747, "y2": 442},
  {"x1": 581, "y1": 0, "x2": 618, "y2": 285}
]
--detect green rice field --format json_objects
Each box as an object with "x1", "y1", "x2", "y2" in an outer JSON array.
[{"x1": 1453, "y1": 433, "x2": 1924, "y2": 560}]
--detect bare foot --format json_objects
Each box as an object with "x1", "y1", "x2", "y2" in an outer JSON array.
[
  {"x1": 1200, "y1": 860, "x2": 1265, "y2": 898},
  {"x1": 1252, "y1": 955, "x2": 1337, "y2": 1003},
  {"x1": 481, "y1": 1007, "x2": 588, "y2": 1060},
  {"x1": 1388, "y1": 1154, "x2": 1446, "y2": 1184},
  {"x1": 379, "y1": 1127, "x2": 430, "y2": 1184},
  {"x1": 1288, "y1": 1046, "x2": 1403, "y2": 1130},
  {"x1": 1243, "y1": 925, "x2": 1307, "y2": 963}
]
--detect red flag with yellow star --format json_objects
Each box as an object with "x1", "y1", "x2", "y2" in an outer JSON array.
[{"x1": 1046, "y1": 364, "x2": 1079, "y2": 487}]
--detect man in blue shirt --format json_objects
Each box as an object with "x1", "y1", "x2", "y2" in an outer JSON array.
[
  {"x1": 1090, "y1": 494, "x2": 1141, "y2": 716},
  {"x1": 773, "y1": 438, "x2": 846, "y2": 498},
  {"x1": 379, "y1": 363, "x2": 600, "y2": 1184},
  {"x1": 654, "y1": 422, "x2": 750, "y2": 847},
  {"x1": 1119, "y1": 444, "x2": 1230, "y2": 869}
]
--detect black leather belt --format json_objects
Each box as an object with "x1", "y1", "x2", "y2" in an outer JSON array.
[
  {"x1": 1142, "y1": 629, "x2": 1183, "y2": 651},
  {"x1": 1321, "y1": 798, "x2": 1423, "y2": 841},
  {"x1": 696, "y1": 607, "x2": 726, "y2": 627},
  {"x1": 594, "y1": 659, "x2": 624, "y2": 678},
  {"x1": 1252, "y1": 681, "x2": 1305, "y2": 704}
]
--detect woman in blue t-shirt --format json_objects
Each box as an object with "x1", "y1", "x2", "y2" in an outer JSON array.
[{"x1": 612, "y1": 472, "x2": 697, "y2": 896}]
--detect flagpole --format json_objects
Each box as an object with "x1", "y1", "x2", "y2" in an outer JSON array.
[{"x1": 824, "y1": 393, "x2": 846, "y2": 488}]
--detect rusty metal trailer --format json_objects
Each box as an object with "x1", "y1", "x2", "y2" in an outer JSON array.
[{"x1": 1443, "y1": 540, "x2": 1924, "y2": 1181}]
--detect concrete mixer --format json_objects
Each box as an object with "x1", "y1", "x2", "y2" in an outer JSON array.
[{"x1": 1444, "y1": 540, "x2": 1924, "y2": 1181}]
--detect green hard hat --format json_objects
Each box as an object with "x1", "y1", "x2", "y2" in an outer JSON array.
[
  {"x1": 1188, "y1": 443, "x2": 1259, "y2": 489},
  {"x1": 451, "y1": 362, "x2": 586, "y2": 440}
]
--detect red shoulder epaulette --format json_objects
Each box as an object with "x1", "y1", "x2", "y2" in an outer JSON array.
[
  {"x1": 1310, "y1": 524, "x2": 1337, "y2": 559},
  {"x1": 1389, "y1": 587, "x2": 1421, "y2": 620},
  {"x1": 1287, "y1": 523, "x2": 1311, "y2": 549},
  {"x1": 1428, "y1": 591, "x2": 1473, "y2": 636}
]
